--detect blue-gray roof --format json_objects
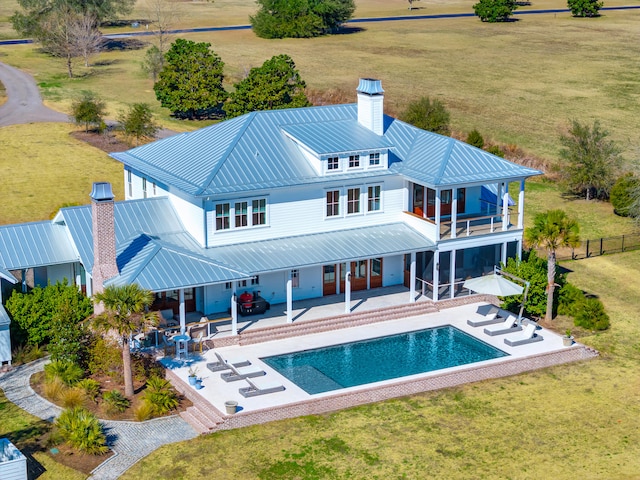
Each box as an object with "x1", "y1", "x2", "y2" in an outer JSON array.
[
  {"x1": 0, "y1": 266, "x2": 17, "y2": 284},
  {"x1": 0, "y1": 221, "x2": 78, "y2": 270},
  {"x1": 105, "y1": 234, "x2": 250, "y2": 291},
  {"x1": 59, "y1": 197, "x2": 186, "y2": 274},
  {"x1": 204, "y1": 223, "x2": 433, "y2": 274},
  {"x1": 357, "y1": 78, "x2": 384, "y2": 95},
  {"x1": 111, "y1": 103, "x2": 541, "y2": 197},
  {"x1": 0, "y1": 304, "x2": 10, "y2": 326}
]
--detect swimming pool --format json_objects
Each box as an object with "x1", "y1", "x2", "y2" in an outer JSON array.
[{"x1": 262, "y1": 326, "x2": 509, "y2": 394}]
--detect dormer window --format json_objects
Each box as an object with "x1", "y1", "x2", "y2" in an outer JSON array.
[
  {"x1": 369, "y1": 153, "x2": 380, "y2": 166},
  {"x1": 327, "y1": 156, "x2": 339, "y2": 170},
  {"x1": 349, "y1": 155, "x2": 360, "y2": 168}
]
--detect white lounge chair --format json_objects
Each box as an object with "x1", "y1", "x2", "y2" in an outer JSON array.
[
  {"x1": 221, "y1": 364, "x2": 266, "y2": 382},
  {"x1": 467, "y1": 304, "x2": 503, "y2": 327},
  {"x1": 206, "y1": 351, "x2": 251, "y2": 372},
  {"x1": 504, "y1": 323, "x2": 543, "y2": 346},
  {"x1": 239, "y1": 376, "x2": 285, "y2": 397},
  {"x1": 483, "y1": 315, "x2": 521, "y2": 336}
]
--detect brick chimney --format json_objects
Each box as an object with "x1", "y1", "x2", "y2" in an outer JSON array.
[
  {"x1": 90, "y1": 182, "x2": 118, "y2": 314},
  {"x1": 357, "y1": 78, "x2": 384, "y2": 135}
]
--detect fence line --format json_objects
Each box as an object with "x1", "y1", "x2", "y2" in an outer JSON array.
[{"x1": 549, "y1": 232, "x2": 640, "y2": 261}]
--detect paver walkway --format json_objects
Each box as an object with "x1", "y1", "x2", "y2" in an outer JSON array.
[{"x1": 0, "y1": 358, "x2": 197, "y2": 479}]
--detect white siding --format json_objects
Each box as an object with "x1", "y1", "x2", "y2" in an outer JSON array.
[
  {"x1": 383, "y1": 255, "x2": 403, "y2": 287},
  {"x1": 47, "y1": 263, "x2": 74, "y2": 285},
  {"x1": 0, "y1": 439, "x2": 27, "y2": 480},
  {"x1": 169, "y1": 193, "x2": 205, "y2": 246},
  {"x1": 0, "y1": 325, "x2": 11, "y2": 364},
  {"x1": 206, "y1": 176, "x2": 406, "y2": 247}
]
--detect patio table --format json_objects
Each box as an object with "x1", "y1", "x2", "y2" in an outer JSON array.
[{"x1": 172, "y1": 334, "x2": 190, "y2": 360}]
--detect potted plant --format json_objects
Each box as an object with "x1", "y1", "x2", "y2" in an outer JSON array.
[
  {"x1": 188, "y1": 366, "x2": 199, "y2": 386},
  {"x1": 563, "y1": 329, "x2": 574, "y2": 347}
]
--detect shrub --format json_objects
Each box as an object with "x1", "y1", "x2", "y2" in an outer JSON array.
[
  {"x1": 134, "y1": 400, "x2": 156, "y2": 421},
  {"x1": 44, "y1": 360, "x2": 84, "y2": 386},
  {"x1": 485, "y1": 145, "x2": 505, "y2": 158},
  {"x1": 473, "y1": 0, "x2": 517, "y2": 22},
  {"x1": 142, "y1": 376, "x2": 179, "y2": 415},
  {"x1": 61, "y1": 387, "x2": 86, "y2": 409},
  {"x1": 71, "y1": 92, "x2": 107, "y2": 133},
  {"x1": 43, "y1": 376, "x2": 67, "y2": 402},
  {"x1": 567, "y1": 0, "x2": 603, "y2": 17},
  {"x1": 610, "y1": 174, "x2": 640, "y2": 217},
  {"x1": 400, "y1": 97, "x2": 451, "y2": 136},
  {"x1": 117, "y1": 103, "x2": 159, "y2": 146},
  {"x1": 88, "y1": 337, "x2": 122, "y2": 382},
  {"x1": 55, "y1": 407, "x2": 108, "y2": 455},
  {"x1": 557, "y1": 283, "x2": 585, "y2": 317},
  {"x1": 574, "y1": 297, "x2": 610, "y2": 330},
  {"x1": 10, "y1": 343, "x2": 44, "y2": 365},
  {"x1": 466, "y1": 129, "x2": 485, "y2": 149},
  {"x1": 77, "y1": 378, "x2": 101, "y2": 402},
  {"x1": 102, "y1": 390, "x2": 130, "y2": 414}
]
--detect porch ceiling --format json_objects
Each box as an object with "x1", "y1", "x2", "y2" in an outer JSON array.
[{"x1": 203, "y1": 223, "x2": 434, "y2": 274}]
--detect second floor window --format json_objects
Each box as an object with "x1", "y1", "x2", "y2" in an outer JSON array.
[
  {"x1": 347, "y1": 188, "x2": 360, "y2": 214},
  {"x1": 326, "y1": 190, "x2": 340, "y2": 217},
  {"x1": 349, "y1": 155, "x2": 360, "y2": 168},
  {"x1": 368, "y1": 185, "x2": 381, "y2": 212},
  {"x1": 127, "y1": 171, "x2": 132, "y2": 197},
  {"x1": 327, "y1": 156, "x2": 339, "y2": 171},
  {"x1": 235, "y1": 201, "x2": 248, "y2": 227},
  {"x1": 252, "y1": 199, "x2": 266, "y2": 225},
  {"x1": 216, "y1": 203, "x2": 230, "y2": 230},
  {"x1": 142, "y1": 178, "x2": 147, "y2": 198},
  {"x1": 369, "y1": 153, "x2": 380, "y2": 166}
]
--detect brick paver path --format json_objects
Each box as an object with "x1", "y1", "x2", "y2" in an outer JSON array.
[{"x1": 0, "y1": 358, "x2": 197, "y2": 479}]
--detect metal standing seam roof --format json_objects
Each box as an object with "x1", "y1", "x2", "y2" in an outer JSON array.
[
  {"x1": 59, "y1": 197, "x2": 187, "y2": 274},
  {"x1": 105, "y1": 234, "x2": 252, "y2": 291},
  {"x1": 111, "y1": 102, "x2": 542, "y2": 197},
  {"x1": 202, "y1": 223, "x2": 434, "y2": 274},
  {"x1": 0, "y1": 221, "x2": 79, "y2": 270},
  {"x1": 0, "y1": 266, "x2": 17, "y2": 284}
]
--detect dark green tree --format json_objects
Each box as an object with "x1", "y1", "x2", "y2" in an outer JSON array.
[
  {"x1": 6, "y1": 280, "x2": 93, "y2": 347},
  {"x1": 400, "y1": 96, "x2": 451, "y2": 136},
  {"x1": 558, "y1": 119, "x2": 622, "y2": 200},
  {"x1": 251, "y1": 0, "x2": 355, "y2": 39},
  {"x1": 154, "y1": 39, "x2": 227, "y2": 120},
  {"x1": 567, "y1": 0, "x2": 603, "y2": 17},
  {"x1": 610, "y1": 173, "x2": 640, "y2": 217},
  {"x1": 142, "y1": 45, "x2": 164, "y2": 82},
  {"x1": 473, "y1": 0, "x2": 517, "y2": 22},
  {"x1": 71, "y1": 92, "x2": 107, "y2": 132},
  {"x1": 225, "y1": 54, "x2": 311, "y2": 118},
  {"x1": 525, "y1": 209, "x2": 580, "y2": 322},
  {"x1": 466, "y1": 129, "x2": 485, "y2": 148},
  {"x1": 118, "y1": 103, "x2": 159, "y2": 146},
  {"x1": 48, "y1": 301, "x2": 91, "y2": 365}
]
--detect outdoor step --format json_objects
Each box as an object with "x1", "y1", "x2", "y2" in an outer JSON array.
[
  {"x1": 180, "y1": 409, "x2": 211, "y2": 435},
  {"x1": 239, "y1": 301, "x2": 439, "y2": 346}
]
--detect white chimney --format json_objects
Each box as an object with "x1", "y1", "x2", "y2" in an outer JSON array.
[
  {"x1": 90, "y1": 182, "x2": 118, "y2": 313},
  {"x1": 357, "y1": 78, "x2": 384, "y2": 135}
]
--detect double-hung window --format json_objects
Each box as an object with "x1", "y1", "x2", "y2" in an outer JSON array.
[
  {"x1": 367, "y1": 185, "x2": 381, "y2": 212},
  {"x1": 327, "y1": 156, "x2": 339, "y2": 171},
  {"x1": 369, "y1": 153, "x2": 380, "y2": 166},
  {"x1": 127, "y1": 171, "x2": 133, "y2": 197},
  {"x1": 326, "y1": 190, "x2": 340, "y2": 217},
  {"x1": 291, "y1": 269, "x2": 299, "y2": 288},
  {"x1": 252, "y1": 199, "x2": 266, "y2": 225},
  {"x1": 142, "y1": 178, "x2": 147, "y2": 198},
  {"x1": 235, "y1": 201, "x2": 248, "y2": 227},
  {"x1": 347, "y1": 188, "x2": 361, "y2": 214},
  {"x1": 215, "y1": 203, "x2": 230, "y2": 230},
  {"x1": 349, "y1": 155, "x2": 360, "y2": 168}
]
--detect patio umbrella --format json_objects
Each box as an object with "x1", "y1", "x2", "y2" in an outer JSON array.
[{"x1": 462, "y1": 273, "x2": 523, "y2": 297}]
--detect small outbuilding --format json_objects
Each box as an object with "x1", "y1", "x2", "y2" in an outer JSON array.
[{"x1": 0, "y1": 438, "x2": 27, "y2": 480}]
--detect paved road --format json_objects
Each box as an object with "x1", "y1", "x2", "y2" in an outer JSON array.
[
  {"x1": 0, "y1": 358, "x2": 198, "y2": 480},
  {"x1": 0, "y1": 62, "x2": 69, "y2": 126}
]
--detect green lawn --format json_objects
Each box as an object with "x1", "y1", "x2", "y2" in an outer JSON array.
[{"x1": 119, "y1": 251, "x2": 640, "y2": 480}]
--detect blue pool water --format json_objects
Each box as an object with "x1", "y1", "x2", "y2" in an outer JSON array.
[{"x1": 262, "y1": 326, "x2": 508, "y2": 394}]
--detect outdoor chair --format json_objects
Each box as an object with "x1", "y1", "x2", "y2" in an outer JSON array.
[
  {"x1": 467, "y1": 304, "x2": 504, "y2": 327},
  {"x1": 483, "y1": 315, "x2": 522, "y2": 336},
  {"x1": 221, "y1": 364, "x2": 266, "y2": 382},
  {"x1": 239, "y1": 376, "x2": 285, "y2": 398},
  {"x1": 504, "y1": 322, "x2": 543, "y2": 346},
  {"x1": 206, "y1": 351, "x2": 251, "y2": 373},
  {"x1": 158, "y1": 309, "x2": 178, "y2": 329}
]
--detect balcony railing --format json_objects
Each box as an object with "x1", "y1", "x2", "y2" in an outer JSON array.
[{"x1": 405, "y1": 208, "x2": 520, "y2": 239}]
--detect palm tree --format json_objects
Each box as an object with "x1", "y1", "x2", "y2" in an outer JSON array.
[
  {"x1": 525, "y1": 209, "x2": 580, "y2": 322},
  {"x1": 93, "y1": 284, "x2": 156, "y2": 397}
]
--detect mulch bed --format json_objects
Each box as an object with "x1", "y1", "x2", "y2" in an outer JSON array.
[{"x1": 71, "y1": 130, "x2": 131, "y2": 153}]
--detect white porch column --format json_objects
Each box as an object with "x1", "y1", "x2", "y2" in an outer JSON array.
[
  {"x1": 518, "y1": 179, "x2": 525, "y2": 229},
  {"x1": 286, "y1": 272, "x2": 293, "y2": 324},
  {"x1": 231, "y1": 295, "x2": 238, "y2": 337},
  {"x1": 435, "y1": 189, "x2": 441, "y2": 241},
  {"x1": 344, "y1": 272, "x2": 351, "y2": 313},
  {"x1": 451, "y1": 189, "x2": 458, "y2": 239},
  {"x1": 366, "y1": 259, "x2": 371, "y2": 290},
  {"x1": 179, "y1": 288, "x2": 186, "y2": 334},
  {"x1": 501, "y1": 241, "x2": 508, "y2": 265},
  {"x1": 85, "y1": 274, "x2": 93, "y2": 297},
  {"x1": 450, "y1": 249, "x2": 456, "y2": 299},
  {"x1": 433, "y1": 250, "x2": 440, "y2": 302},
  {"x1": 502, "y1": 182, "x2": 509, "y2": 231},
  {"x1": 409, "y1": 251, "x2": 416, "y2": 303},
  {"x1": 336, "y1": 264, "x2": 341, "y2": 295},
  {"x1": 517, "y1": 238, "x2": 523, "y2": 261}
]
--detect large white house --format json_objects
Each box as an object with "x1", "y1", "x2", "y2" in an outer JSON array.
[{"x1": 0, "y1": 78, "x2": 541, "y2": 362}]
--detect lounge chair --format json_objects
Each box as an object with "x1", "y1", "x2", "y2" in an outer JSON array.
[
  {"x1": 239, "y1": 376, "x2": 285, "y2": 398},
  {"x1": 467, "y1": 304, "x2": 504, "y2": 327},
  {"x1": 206, "y1": 351, "x2": 251, "y2": 373},
  {"x1": 504, "y1": 323, "x2": 543, "y2": 346},
  {"x1": 221, "y1": 364, "x2": 266, "y2": 382},
  {"x1": 483, "y1": 315, "x2": 522, "y2": 336}
]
